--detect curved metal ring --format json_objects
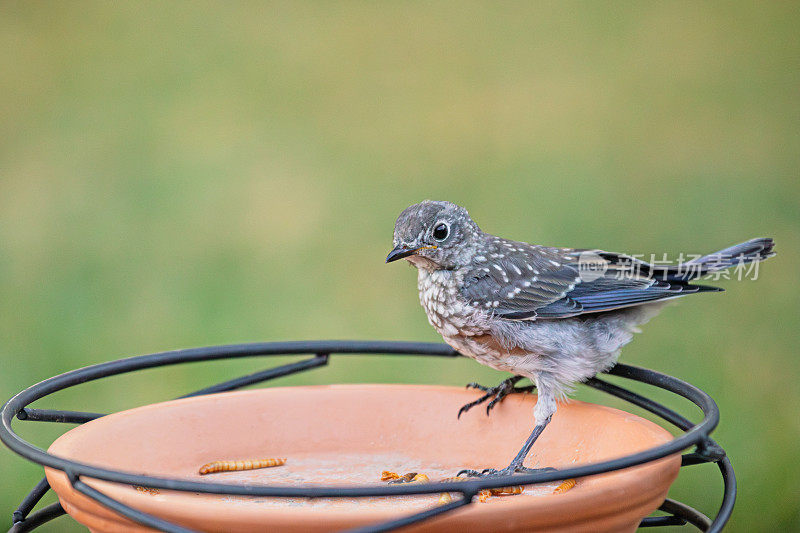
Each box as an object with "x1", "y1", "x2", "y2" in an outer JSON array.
[{"x1": 1, "y1": 341, "x2": 735, "y2": 532}]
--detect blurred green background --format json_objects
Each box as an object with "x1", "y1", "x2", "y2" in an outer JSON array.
[{"x1": 1, "y1": 2, "x2": 798, "y2": 531}]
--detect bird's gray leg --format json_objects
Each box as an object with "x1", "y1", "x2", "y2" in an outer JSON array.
[
  {"x1": 458, "y1": 375, "x2": 558, "y2": 478},
  {"x1": 457, "y1": 375, "x2": 535, "y2": 418},
  {"x1": 503, "y1": 415, "x2": 553, "y2": 473}
]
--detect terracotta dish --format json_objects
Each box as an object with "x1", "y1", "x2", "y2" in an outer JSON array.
[{"x1": 45, "y1": 385, "x2": 681, "y2": 532}]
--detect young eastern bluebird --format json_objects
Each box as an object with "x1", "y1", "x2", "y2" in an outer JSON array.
[{"x1": 387, "y1": 200, "x2": 774, "y2": 477}]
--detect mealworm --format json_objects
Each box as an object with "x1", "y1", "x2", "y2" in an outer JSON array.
[
  {"x1": 553, "y1": 478, "x2": 576, "y2": 494},
  {"x1": 134, "y1": 486, "x2": 160, "y2": 495},
  {"x1": 438, "y1": 477, "x2": 469, "y2": 483},
  {"x1": 438, "y1": 492, "x2": 452, "y2": 504},
  {"x1": 383, "y1": 471, "x2": 418, "y2": 484},
  {"x1": 491, "y1": 486, "x2": 524, "y2": 496},
  {"x1": 477, "y1": 485, "x2": 524, "y2": 502},
  {"x1": 198, "y1": 457, "x2": 286, "y2": 475},
  {"x1": 381, "y1": 471, "x2": 401, "y2": 481},
  {"x1": 410, "y1": 473, "x2": 429, "y2": 483}
]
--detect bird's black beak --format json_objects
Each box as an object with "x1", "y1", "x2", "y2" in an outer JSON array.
[{"x1": 385, "y1": 245, "x2": 418, "y2": 263}]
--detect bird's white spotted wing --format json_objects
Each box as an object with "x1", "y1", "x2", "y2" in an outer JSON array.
[
  {"x1": 460, "y1": 242, "x2": 722, "y2": 320},
  {"x1": 459, "y1": 242, "x2": 580, "y2": 318}
]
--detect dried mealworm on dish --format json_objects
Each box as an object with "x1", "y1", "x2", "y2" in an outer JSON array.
[
  {"x1": 438, "y1": 477, "x2": 469, "y2": 484},
  {"x1": 478, "y1": 485, "x2": 524, "y2": 502},
  {"x1": 553, "y1": 479, "x2": 576, "y2": 494},
  {"x1": 381, "y1": 471, "x2": 401, "y2": 481},
  {"x1": 490, "y1": 485, "x2": 524, "y2": 496},
  {"x1": 387, "y1": 472, "x2": 418, "y2": 484}
]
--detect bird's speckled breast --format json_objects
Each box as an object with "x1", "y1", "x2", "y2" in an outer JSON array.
[{"x1": 417, "y1": 268, "x2": 515, "y2": 372}]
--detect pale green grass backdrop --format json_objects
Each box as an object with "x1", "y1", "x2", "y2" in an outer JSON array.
[{"x1": 1, "y1": 2, "x2": 798, "y2": 531}]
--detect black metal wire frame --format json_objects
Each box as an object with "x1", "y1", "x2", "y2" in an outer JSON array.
[{"x1": 1, "y1": 341, "x2": 736, "y2": 533}]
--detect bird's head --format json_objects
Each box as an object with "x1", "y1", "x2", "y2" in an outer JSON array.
[{"x1": 386, "y1": 200, "x2": 481, "y2": 270}]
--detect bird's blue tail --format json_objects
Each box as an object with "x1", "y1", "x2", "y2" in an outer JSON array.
[{"x1": 661, "y1": 237, "x2": 775, "y2": 282}]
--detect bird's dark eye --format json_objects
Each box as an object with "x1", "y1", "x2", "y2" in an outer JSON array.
[{"x1": 433, "y1": 223, "x2": 449, "y2": 241}]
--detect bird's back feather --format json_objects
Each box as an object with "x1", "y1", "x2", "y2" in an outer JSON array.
[{"x1": 459, "y1": 236, "x2": 774, "y2": 320}]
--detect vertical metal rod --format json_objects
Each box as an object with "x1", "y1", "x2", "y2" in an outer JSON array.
[
  {"x1": 9, "y1": 503, "x2": 65, "y2": 533},
  {"x1": 708, "y1": 457, "x2": 737, "y2": 533},
  {"x1": 11, "y1": 478, "x2": 51, "y2": 524}
]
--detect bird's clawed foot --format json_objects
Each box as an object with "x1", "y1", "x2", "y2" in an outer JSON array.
[
  {"x1": 457, "y1": 375, "x2": 536, "y2": 419},
  {"x1": 457, "y1": 465, "x2": 557, "y2": 478}
]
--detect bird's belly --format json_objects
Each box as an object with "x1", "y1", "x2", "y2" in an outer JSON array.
[
  {"x1": 441, "y1": 334, "x2": 520, "y2": 373},
  {"x1": 416, "y1": 269, "x2": 542, "y2": 376}
]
